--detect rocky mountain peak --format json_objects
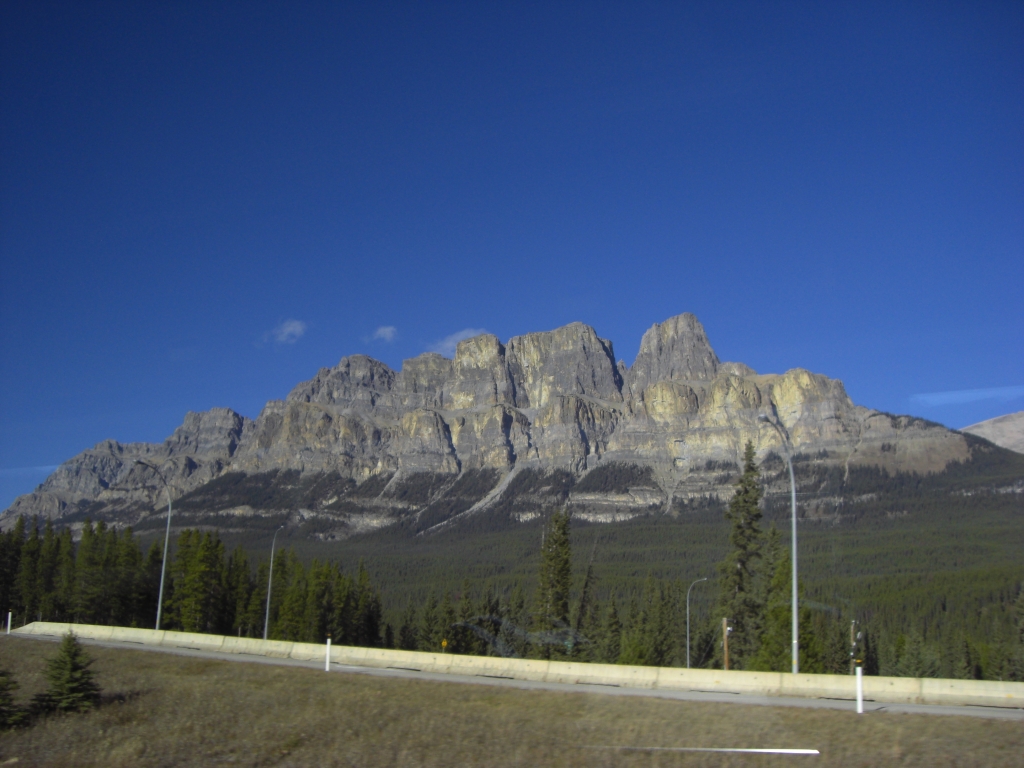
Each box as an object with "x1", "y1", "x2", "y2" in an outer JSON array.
[
  {"x1": 2, "y1": 311, "x2": 985, "y2": 536},
  {"x1": 163, "y1": 408, "x2": 251, "y2": 458},
  {"x1": 288, "y1": 354, "x2": 396, "y2": 408},
  {"x1": 628, "y1": 313, "x2": 720, "y2": 396},
  {"x1": 506, "y1": 322, "x2": 622, "y2": 409}
]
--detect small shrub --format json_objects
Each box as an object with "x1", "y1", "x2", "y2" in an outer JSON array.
[{"x1": 32, "y1": 633, "x2": 101, "y2": 714}]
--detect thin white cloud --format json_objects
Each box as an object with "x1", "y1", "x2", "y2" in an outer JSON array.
[
  {"x1": 428, "y1": 328, "x2": 488, "y2": 357},
  {"x1": 372, "y1": 326, "x2": 397, "y2": 342},
  {"x1": 266, "y1": 319, "x2": 307, "y2": 345},
  {"x1": 910, "y1": 385, "x2": 1024, "y2": 407}
]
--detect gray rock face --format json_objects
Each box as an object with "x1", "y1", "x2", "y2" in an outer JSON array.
[
  {"x1": 627, "y1": 313, "x2": 719, "y2": 396},
  {"x1": 2, "y1": 312, "x2": 983, "y2": 533},
  {"x1": 962, "y1": 411, "x2": 1024, "y2": 454},
  {"x1": 4, "y1": 408, "x2": 252, "y2": 524},
  {"x1": 448, "y1": 335, "x2": 516, "y2": 409},
  {"x1": 506, "y1": 322, "x2": 623, "y2": 409},
  {"x1": 395, "y1": 353, "x2": 453, "y2": 410},
  {"x1": 288, "y1": 355, "x2": 398, "y2": 413}
]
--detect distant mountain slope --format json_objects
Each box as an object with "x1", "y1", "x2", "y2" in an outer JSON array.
[
  {"x1": 3, "y1": 312, "x2": 1013, "y2": 539},
  {"x1": 962, "y1": 411, "x2": 1024, "y2": 454}
]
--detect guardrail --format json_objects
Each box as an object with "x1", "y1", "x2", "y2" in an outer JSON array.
[{"x1": 11, "y1": 621, "x2": 1024, "y2": 709}]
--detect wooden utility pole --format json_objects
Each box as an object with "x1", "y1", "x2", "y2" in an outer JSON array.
[{"x1": 722, "y1": 617, "x2": 730, "y2": 671}]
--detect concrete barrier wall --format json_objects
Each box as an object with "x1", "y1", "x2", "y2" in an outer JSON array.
[{"x1": 12, "y1": 622, "x2": 1023, "y2": 709}]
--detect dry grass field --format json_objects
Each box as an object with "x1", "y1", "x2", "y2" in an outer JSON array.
[{"x1": 0, "y1": 636, "x2": 1020, "y2": 767}]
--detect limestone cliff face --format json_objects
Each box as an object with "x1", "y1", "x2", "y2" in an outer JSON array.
[
  {"x1": 3, "y1": 313, "x2": 984, "y2": 533},
  {"x1": 4, "y1": 408, "x2": 252, "y2": 523},
  {"x1": 506, "y1": 323, "x2": 623, "y2": 409},
  {"x1": 963, "y1": 412, "x2": 1024, "y2": 454},
  {"x1": 627, "y1": 313, "x2": 719, "y2": 397}
]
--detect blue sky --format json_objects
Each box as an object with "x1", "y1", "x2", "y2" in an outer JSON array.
[{"x1": 1, "y1": 1, "x2": 1022, "y2": 510}]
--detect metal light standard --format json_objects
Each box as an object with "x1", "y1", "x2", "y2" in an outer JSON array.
[
  {"x1": 263, "y1": 524, "x2": 286, "y2": 640},
  {"x1": 758, "y1": 414, "x2": 800, "y2": 674},
  {"x1": 135, "y1": 459, "x2": 172, "y2": 630},
  {"x1": 686, "y1": 577, "x2": 708, "y2": 668}
]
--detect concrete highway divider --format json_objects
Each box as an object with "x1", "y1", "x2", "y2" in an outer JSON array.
[{"x1": 12, "y1": 621, "x2": 1023, "y2": 709}]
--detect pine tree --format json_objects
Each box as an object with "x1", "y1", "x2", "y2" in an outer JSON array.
[
  {"x1": 747, "y1": 550, "x2": 821, "y2": 672},
  {"x1": 224, "y1": 546, "x2": 253, "y2": 636},
  {"x1": 716, "y1": 442, "x2": 764, "y2": 669},
  {"x1": 500, "y1": 583, "x2": 529, "y2": 658},
  {"x1": 36, "y1": 520, "x2": 59, "y2": 622},
  {"x1": 302, "y1": 560, "x2": 334, "y2": 643},
  {"x1": 245, "y1": 562, "x2": 271, "y2": 638},
  {"x1": 452, "y1": 580, "x2": 477, "y2": 655},
  {"x1": 276, "y1": 555, "x2": 308, "y2": 641},
  {"x1": 599, "y1": 597, "x2": 622, "y2": 663},
  {"x1": 111, "y1": 527, "x2": 142, "y2": 626},
  {"x1": 534, "y1": 509, "x2": 572, "y2": 657},
  {"x1": 16, "y1": 518, "x2": 41, "y2": 623},
  {"x1": 398, "y1": 601, "x2": 419, "y2": 650},
  {"x1": 73, "y1": 521, "x2": 107, "y2": 624},
  {"x1": 438, "y1": 592, "x2": 456, "y2": 652},
  {"x1": 136, "y1": 541, "x2": 163, "y2": 629},
  {"x1": 33, "y1": 632, "x2": 101, "y2": 714},
  {"x1": 419, "y1": 594, "x2": 441, "y2": 652},
  {"x1": 894, "y1": 632, "x2": 940, "y2": 678},
  {"x1": 53, "y1": 528, "x2": 76, "y2": 622},
  {"x1": 353, "y1": 561, "x2": 382, "y2": 647},
  {"x1": 954, "y1": 636, "x2": 981, "y2": 680},
  {"x1": 1010, "y1": 587, "x2": 1024, "y2": 682},
  {"x1": 0, "y1": 665, "x2": 23, "y2": 729},
  {"x1": 328, "y1": 568, "x2": 353, "y2": 643},
  {"x1": 176, "y1": 532, "x2": 225, "y2": 633},
  {"x1": 0, "y1": 517, "x2": 26, "y2": 622}
]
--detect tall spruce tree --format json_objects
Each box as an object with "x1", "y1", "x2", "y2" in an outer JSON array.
[
  {"x1": 398, "y1": 601, "x2": 419, "y2": 651},
  {"x1": 73, "y1": 521, "x2": 107, "y2": 624},
  {"x1": 716, "y1": 441, "x2": 765, "y2": 669},
  {"x1": 36, "y1": 521, "x2": 60, "y2": 622},
  {"x1": 0, "y1": 517, "x2": 26, "y2": 622},
  {"x1": 599, "y1": 597, "x2": 622, "y2": 663},
  {"x1": 748, "y1": 550, "x2": 821, "y2": 672},
  {"x1": 53, "y1": 528, "x2": 76, "y2": 622},
  {"x1": 16, "y1": 519, "x2": 41, "y2": 623},
  {"x1": 534, "y1": 509, "x2": 572, "y2": 651}
]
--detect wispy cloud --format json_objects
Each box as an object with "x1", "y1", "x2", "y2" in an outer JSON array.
[
  {"x1": 428, "y1": 328, "x2": 488, "y2": 357},
  {"x1": 910, "y1": 385, "x2": 1024, "y2": 407},
  {"x1": 372, "y1": 326, "x2": 397, "y2": 342},
  {"x1": 265, "y1": 319, "x2": 307, "y2": 345}
]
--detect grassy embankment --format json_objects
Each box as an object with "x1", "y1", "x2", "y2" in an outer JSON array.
[{"x1": 1, "y1": 636, "x2": 1021, "y2": 767}]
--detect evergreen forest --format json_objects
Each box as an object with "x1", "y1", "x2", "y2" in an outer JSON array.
[{"x1": 1, "y1": 443, "x2": 1022, "y2": 682}]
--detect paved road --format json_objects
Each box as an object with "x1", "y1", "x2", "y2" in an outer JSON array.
[{"x1": 14, "y1": 632, "x2": 1024, "y2": 722}]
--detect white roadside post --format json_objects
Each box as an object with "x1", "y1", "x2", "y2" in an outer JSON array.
[
  {"x1": 6, "y1": 611, "x2": 10, "y2": 634},
  {"x1": 325, "y1": 634, "x2": 332, "y2": 672},
  {"x1": 855, "y1": 666, "x2": 864, "y2": 714}
]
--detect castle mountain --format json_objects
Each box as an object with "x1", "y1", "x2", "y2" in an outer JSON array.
[{"x1": 1, "y1": 313, "x2": 986, "y2": 537}]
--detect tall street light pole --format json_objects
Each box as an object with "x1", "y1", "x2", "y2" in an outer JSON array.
[
  {"x1": 758, "y1": 414, "x2": 800, "y2": 675},
  {"x1": 686, "y1": 577, "x2": 708, "y2": 669},
  {"x1": 264, "y1": 524, "x2": 286, "y2": 640},
  {"x1": 135, "y1": 459, "x2": 172, "y2": 631}
]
